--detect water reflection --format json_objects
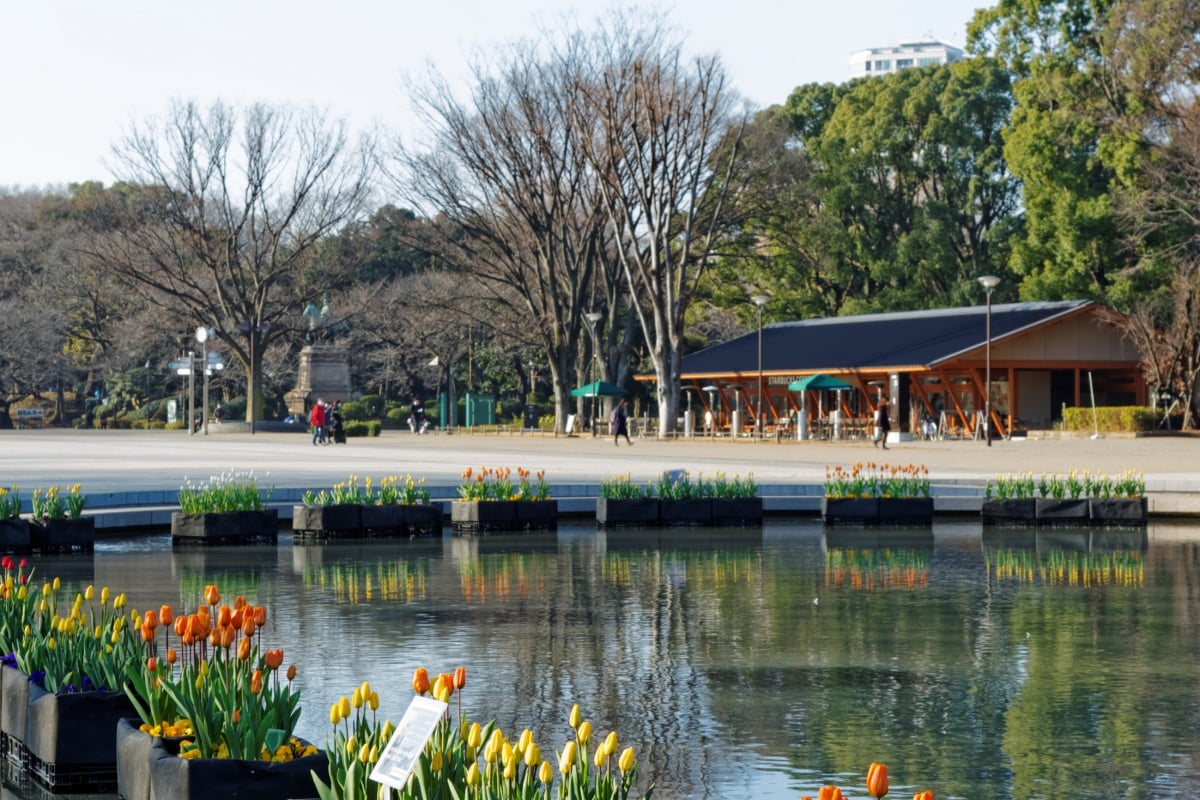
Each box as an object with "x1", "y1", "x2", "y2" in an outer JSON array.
[{"x1": 18, "y1": 521, "x2": 1200, "y2": 799}]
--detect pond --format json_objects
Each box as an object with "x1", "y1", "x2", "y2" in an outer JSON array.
[{"x1": 11, "y1": 520, "x2": 1199, "y2": 800}]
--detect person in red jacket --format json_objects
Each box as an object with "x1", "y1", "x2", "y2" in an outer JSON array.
[{"x1": 309, "y1": 399, "x2": 327, "y2": 446}]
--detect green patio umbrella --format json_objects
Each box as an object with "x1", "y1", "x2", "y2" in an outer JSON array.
[
  {"x1": 787, "y1": 373, "x2": 853, "y2": 392},
  {"x1": 570, "y1": 380, "x2": 627, "y2": 398}
]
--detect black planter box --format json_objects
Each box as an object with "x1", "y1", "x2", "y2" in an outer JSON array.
[
  {"x1": 515, "y1": 500, "x2": 557, "y2": 529},
  {"x1": 29, "y1": 517, "x2": 95, "y2": 553},
  {"x1": 402, "y1": 504, "x2": 443, "y2": 537},
  {"x1": 710, "y1": 497, "x2": 764, "y2": 526},
  {"x1": 1090, "y1": 497, "x2": 1148, "y2": 526},
  {"x1": 877, "y1": 497, "x2": 934, "y2": 526},
  {"x1": 596, "y1": 498, "x2": 660, "y2": 528},
  {"x1": 1035, "y1": 498, "x2": 1090, "y2": 525},
  {"x1": 291, "y1": 504, "x2": 362, "y2": 537},
  {"x1": 359, "y1": 504, "x2": 407, "y2": 535},
  {"x1": 451, "y1": 500, "x2": 517, "y2": 533},
  {"x1": 171, "y1": 510, "x2": 279, "y2": 544},
  {"x1": 822, "y1": 497, "x2": 880, "y2": 525},
  {"x1": 981, "y1": 498, "x2": 1037, "y2": 526},
  {"x1": 659, "y1": 499, "x2": 713, "y2": 526},
  {"x1": 25, "y1": 684, "x2": 137, "y2": 791},
  {"x1": 0, "y1": 520, "x2": 31, "y2": 554},
  {"x1": 145, "y1": 733, "x2": 328, "y2": 800}
]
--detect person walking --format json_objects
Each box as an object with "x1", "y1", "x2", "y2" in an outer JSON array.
[
  {"x1": 873, "y1": 394, "x2": 891, "y2": 449},
  {"x1": 611, "y1": 398, "x2": 633, "y2": 446},
  {"x1": 309, "y1": 399, "x2": 327, "y2": 446},
  {"x1": 329, "y1": 400, "x2": 346, "y2": 444}
]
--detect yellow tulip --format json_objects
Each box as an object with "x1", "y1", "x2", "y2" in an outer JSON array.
[
  {"x1": 503, "y1": 759, "x2": 516, "y2": 780},
  {"x1": 568, "y1": 704, "x2": 581, "y2": 729},
  {"x1": 85, "y1": 585, "x2": 94, "y2": 601},
  {"x1": 52, "y1": 577, "x2": 60, "y2": 591},
  {"x1": 467, "y1": 722, "x2": 483, "y2": 749},
  {"x1": 358, "y1": 743, "x2": 370, "y2": 763},
  {"x1": 101, "y1": 587, "x2": 110, "y2": 605},
  {"x1": 594, "y1": 747, "x2": 607, "y2": 768},
  {"x1": 329, "y1": 703, "x2": 340, "y2": 725},
  {"x1": 559, "y1": 741, "x2": 577, "y2": 774},
  {"x1": 467, "y1": 763, "x2": 481, "y2": 787},
  {"x1": 339, "y1": 696, "x2": 351, "y2": 720},
  {"x1": 352, "y1": 688, "x2": 363, "y2": 708},
  {"x1": 619, "y1": 746, "x2": 636, "y2": 774},
  {"x1": 369, "y1": 691, "x2": 380, "y2": 711},
  {"x1": 538, "y1": 759, "x2": 553, "y2": 785},
  {"x1": 430, "y1": 750, "x2": 443, "y2": 771},
  {"x1": 604, "y1": 731, "x2": 618, "y2": 758},
  {"x1": 577, "y1": 720, "x2": 592, "y2": 745},
  {"x1": 525, "y1": 743, "x2": 540, "y2": 768},
  {"x1": 518, "y1": 728, "x2": 533, "y2": 755}
]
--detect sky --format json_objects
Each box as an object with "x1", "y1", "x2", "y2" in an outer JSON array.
[{"x1": 0, "y1": 0, "x2": 983, "y2": 189}]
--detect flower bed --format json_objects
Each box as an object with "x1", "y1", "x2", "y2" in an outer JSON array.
[
  {"x1": 596, "y1": 471, "x2": 761, "y2": 528},
  {"x1": 295, "y1": 475, "x2": 441, "y2": 540},
  {"x1": 173, "y1": 472, "x2": 278, "y2": 544},
  {"x1": 983, "y1": 470, "x2": 1147, "y2": 527},
  {"x1": 452, "y1": 467, "x2": 554, "y2": 533},
  {"x1": 822, "y1": 463, "x2": 932, "y2": 525}
]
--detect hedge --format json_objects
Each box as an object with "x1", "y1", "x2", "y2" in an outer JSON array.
[
  {"x1": 1061, "y1": 406, "x2": 1157, "y2": 432},
  {"x1": 344, "y1": 420, "x2": 381, "y2": 437}
]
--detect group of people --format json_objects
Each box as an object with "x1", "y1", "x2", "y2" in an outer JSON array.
[{"x1": 308, "y1": 398, "x2": 346, "y2": 445}]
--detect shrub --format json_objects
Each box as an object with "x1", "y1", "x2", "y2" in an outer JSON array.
[
  {"x1": 384, "y1": 407, "x2": 409, "y2": 428},
  {"x1": 344, "y1": 420, "x2": 381, "y2": 437},
  {"x1": 339, "y1": 400, "x2": 369, "y2": 421},
  {"x1": 1061, "y1": 406, "x2": 1156, "y2": 432},
  {"x1": 358, "y1": 394, "x2": 385, "y2": 418}
]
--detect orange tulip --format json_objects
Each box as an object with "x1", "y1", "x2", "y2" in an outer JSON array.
[
  {"x1": 220, "y1": 625, "x2": 235, "y2": 649},
  {"x1": 454, "y1": 667, "x2": 467, "y2": 690},
  {"x1": 209, "y1": 630, "x2": 221, "y2": 648},
  {"x1": 867, "y1": 763, "x2": 889, "y2": 799},
  {"x1": 147, "y1": 656, "x2": 157, "y2": 672},
  {"x1": 913, "y1": 792, "x2": 935, "y2": 800},
  {"x1": 166, "y1": 648, "x2": 178, "y2": 665},
  {"x1": 144, "y1": 610, "x2": 159, "y2": 629},
  {"x1": 253, "y1": 606, "x2": 267, "y2": 626},
  {"x1": 173, "y1": 616, "x2": 186, "y2": 637},
  {"x1": 287, "y1": 664, "x2": 297, "y2": 681},
  {"x1": 412, "y1": 667, "x2": 430, "y2": 695},
  {"x1": 264, "y1": 648, "x2": 284, "y2": 670},
  {"x1": 204, "y1": 585, "x2": 220, "y2": 606},
  {"x1": 250, "y1": 669, "x2": 263, "y2": 695},
  {"x1": 818, "y1": 788, "x2": 844, "y2": 800},
  {"x1": 237, "y1": 636, "x2": 251, "y2": 660},
  {"x1": 140, "y1": 624, "x2": 154, "y2": 643},
  {"x1": 234, "y1": 595, "x2": 247, "y2": 610},
  {"x1": 232, "y1": 709, "x2": 241, "y2": 723},
  {"x1": 160, "y1": 605, "x2": 173, "y2": 626},
  {"x1": 217, "y1": 605, "x2": 232, "y2": 628},
  {"x1": 242, "y1": 616, "x2": 257, "y2": 637},
  {"x1": 230, "y1": 607, "x2": 244, "y2": 629}
]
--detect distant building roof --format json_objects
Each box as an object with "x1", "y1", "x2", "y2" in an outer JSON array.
[
  {"x1": 676, "y1": 300, "x2": 1097, "y2": 377},
  {"x1": 849, "y1": 40, "x2": 964, "y2": 79}
]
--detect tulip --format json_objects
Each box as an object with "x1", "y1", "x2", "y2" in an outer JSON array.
[
  {"x1": 101, "y1": 586, "x2": 110, "y2": 605},
  {"x1": 559, "y1": 740, "x2": 577, "y2": 774},
  {"x1": 412, "y1": 667, "x2": 430, "y2": 695},
  {"x1": 52, "y1": 577, "x2": 60, "y2": 591},
  {"x1": 253, "y1": 606, "x2": 267, "y2": 626},
  {"x1": 454, "y1": 666, "x2": 467, "y2": 690},
  {"x1": 618, "y1": 746, "x2": 636, "y2": 774},
  {"x1": 166, "y1": 648, "x2": 177, "y2": 665},
  {"x1": 503, "y1": 759, "x2": 516, "y2": 780},
  {"x1": 577, "y1": 720, "x2": 592, "y2": 745},
  {"x1": 430, "y1": 750, "x2": 443, "y2": 771},
  {"x1": 160, "y1": 604, "x2": 173, "y2": 626},
  {"x1": 867, "y1": 762, "x2": 889, "y2": 799},
  {"x1": 144, "y1": 609, "x2": 158, "y2": 629},
  {"x1": 250, "y1": 669, "x2": 263, "y2": 696},
  {"x1": 352, "y1": 688, "x2": 363, "y2": 709},
  {"x1": 339, "y1": 696, "x2": 351, "y2": 720},
  {"x1": 539, "y1": 759, "x2": 553, "y2": 784},
  {"x1": 330, "y1": 703, "x2": 341, "y2": 725},
  {"x1": 368, "y1": 691, "x2": 379, "y2": 711},
  {"x1": 217, "y1": 606, "x2": 232, "y2": 628},
  {"x1": 467, "y1": 722, "x2": 483, "y2": 749},
  {"x1": 569, "y1": 704, "x2": 581, "y2": 729},
  {"x1": 264, "y1": 648, "x2": 284, "y2": 670},
  {"x1": 147, "y1": 656, "x2": 157, "y2": 672},
  {"x1": 359, "y1": 743, "x2": 371, "y2": 764},
  {"x1": 604, "y1": 731, "x2": 619, "y2": 759},
  {"x1": 85, "y1": 584, "x2": 94, "y2": 601},
  {"x1": 174, "y1": 616, "x2": 187, "y2": 637},
  {"x1": 221, "y1": 625, "x2": 235, "y2": 648},
  {"x1": 361, "y1": 680, "x2": 371, "y2": 699},
  {"x1": 818, "y1": 787, "x2": 844, "y2": 800},
  {"x1": 204, "y1": 585, "x2": 220, "y2": 606},
  {"x1": 287, "y1": 664, "x2": 297, "y2": 682},
  {"x1": 237, "y1": 636, "x2": 251, "y2": 660},
  {"x1": 466, "y1": 762, "x2": 481, "y2": 787},
  {"x1": 594, "y1": 747, "x2": 607, "y2": 768},
  {"x1": 913, "y1": 792, "x2": 935, "y2": 800}
]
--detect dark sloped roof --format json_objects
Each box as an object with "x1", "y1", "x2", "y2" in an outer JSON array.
[{"x1": 677, "y1": 300, "x2": 1095, "y2": 377}]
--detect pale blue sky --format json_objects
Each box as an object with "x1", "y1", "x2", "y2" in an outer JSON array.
[{"x1": 1, "y1": 0, "x2": 982, "y2": 189}]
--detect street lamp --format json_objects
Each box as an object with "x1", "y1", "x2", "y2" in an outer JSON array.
[
  {"x1": 751, "y1": 294, "x2": 769, "y2": 436},
  {"x1": 584, "y1": 312, "x2": 603, "y2": 434},
  {"x1": 977, "y1": 276, "x2": 1000, "y2": 446},
  {"x1": 195, "y1": 326, "x2": 210, "y2": 436}
]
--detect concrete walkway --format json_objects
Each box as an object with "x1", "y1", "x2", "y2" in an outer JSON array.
[{"x1": 2, "y1": 428, "x2": 1198, "y2": 528}]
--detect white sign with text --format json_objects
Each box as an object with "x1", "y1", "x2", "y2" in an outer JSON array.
[{"x1": 369, "y1": 695, "x2": 448, "y2": 790}]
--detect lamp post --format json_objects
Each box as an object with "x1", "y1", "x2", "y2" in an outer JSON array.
[
  {"x1": 584, "y1": 312, "x2": 602, "y2": 434},
  {"x1": 751, "y1": 294, "x2": 769, "y2": 436},
  {"x1": 195, "y1": 326, "x2": 210, "y2": 436},
  {"x1": 977, "y1": 276, "x2": 1000, "y2": 446}
]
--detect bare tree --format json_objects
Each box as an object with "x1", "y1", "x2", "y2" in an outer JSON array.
[
  {"x1": 581, "y1": 14, "x2": 749, "y2": 437},
  {"x1": 87, "y1": 100, "x2": 374, "y2": 424},
  {"x1": 391, "y1": 26, "x2": 618, "y2": 433}
]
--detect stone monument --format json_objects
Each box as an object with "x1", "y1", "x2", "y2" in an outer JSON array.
[{"x1": 285, "y1": 297, "x2": 354, "y2": 415}]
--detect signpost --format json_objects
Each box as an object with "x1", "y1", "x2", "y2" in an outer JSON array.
[{"x1": 370, "y1": 696, "x2": 448, "y2": 791}]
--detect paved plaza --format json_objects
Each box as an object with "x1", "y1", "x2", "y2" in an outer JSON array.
[{"x1": 3, "y1": 427, "x2": 1198, "y2": 496}]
